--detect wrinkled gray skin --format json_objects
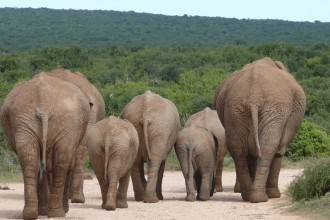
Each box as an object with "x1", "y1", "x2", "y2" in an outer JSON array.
[
  {"x1": 120, "y1": 90, "x2": 180, "y2": 203},
  {"x1": 214, "y1": 57, "x2": 306, "y2": 203},
  {"x1": 47, "y1": 68, "x2": 105, "y2": 204},
  {"x1": 183, "y1": 107, "x2": 238, "y2": 193},
  {"x1": 0, "y1": 73, "x2": 90, "y2": 219},
  {"x1": 175, "y1": 125, "x2": 216, "y2": 201},
  {"x1": 87, "y1": 116, "x2": 138, "y2": 211}
]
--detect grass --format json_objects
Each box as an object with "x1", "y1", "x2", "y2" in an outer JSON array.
[{"x1": 287, "y1": 193, "x2": 330, "y2": 220}]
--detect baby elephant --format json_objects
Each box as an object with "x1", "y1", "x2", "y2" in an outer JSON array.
[
  {"x1": 175, "y1": 125, "x2": 217, "y2": 201},
  {"x1": 87, "y1": 116, "x2": 139, "y2": 211}
]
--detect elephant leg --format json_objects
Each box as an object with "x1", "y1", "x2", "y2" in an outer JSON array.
[
  {"x1": 116, "y1": 172, "x2": 130, "y2": 208},
  {"x1": 144, "y1": 159, "x2": 162, "y2": 203},
  {"x1": 104, "y1": 179, "x2": 118, "y2": 211},
  {"x1": 198, "y1": 165, "x2": 213, "y2": 201},
  {"x1": 62, "y1": 169, "x2": 72, "y2": 213},
  {"x1": 18, "y1": 142, "x2": 39, "y2": 220},
  {"x1": 70, "y1": 144, "x2": 86, "y2": 203},
  {"x1": 250, "y1": 127, "x2": 281, "y2": 203},
  {"x1": 131, "y1": 159, "x2": 145, "y2": 201},
  {"x1": 233, "y1": 172, "x2": 241, "y2": 193},
  {"x1": 47, "y1": 144, "x2": 73, "y2": 218},
  {"x1": 215, "y1": 160, "x2": 224, "y2": 192},
  {"x1": 37, "y1": 171, "x2": 49, "y2": 216},
  {"x1": 266, "y1": 156, "x2": 282, "y2": 198},
  {"x1": 156, "y1": 160, "x2": 165, "y2": 200}
]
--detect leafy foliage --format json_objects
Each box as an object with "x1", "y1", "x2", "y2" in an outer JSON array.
[
  {"x1": 1, "y1": 8, "x2": 330, "y2": 52},
  {"x1": 287, "y1": 158, "x2": 330, "y2": 201},
  {"x1": 287, "y1": 120, "x2": 330, "y2": 160}
]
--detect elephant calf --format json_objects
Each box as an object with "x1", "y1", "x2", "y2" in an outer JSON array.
[
  {"x1": 87, "y1": 116, "x2": 139, "y2": 211},
  {"x1": 175, "y1": 125, "x2": 217, "y2": 201}
]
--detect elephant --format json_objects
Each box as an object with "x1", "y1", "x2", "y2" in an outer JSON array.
[
  {"x1": 46, "y1": 68, "x2": 105, "y2": 203},
  {"x1": 120, "y1": 90, "x2": 180, "y2": 203},
  {"x1": 175, "y1": 124, "x2": 217, "y2": 201},
  {"x1": 183, "y1": 107, "x2": 237, "y2": 192},
  {"x1": 87, "y1": 116, "x2": 139, "y2": 211},
  {"x1": 214, "y1": 57, "x2": 306, "y2": 203},
  {"x1": 0, "y1": 73, "x2": 90, "y2": 219}
]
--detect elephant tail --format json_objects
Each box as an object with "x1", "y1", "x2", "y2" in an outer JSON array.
[
  {"x1": 142, "y1": 118, "x2": 152, "y2": 160},
  {"x1": 39, "y1": 114, "x2": 48, "y2": 181},
  {"x1": 251, "y1": 105, "x2": 262, "y2": 158},
  {"x1": 187, "y1": 146, "x2": 193, "y2": 182},
  {"x1": 103, "y1": 146, "x2": 109, "y2": 186}
]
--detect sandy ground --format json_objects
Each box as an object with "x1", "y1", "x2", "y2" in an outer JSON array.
[{"x1": 0, "y1": 169, "x2": 306, "y2": 220}]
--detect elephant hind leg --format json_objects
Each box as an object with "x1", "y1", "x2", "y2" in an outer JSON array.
[
  {"x1": 156, "y1": 160, "x2": 165, "y2": 200},
  {"x1": 144, "y1": 159, "x2": 162, "y2": 203},
  {"x1": 116, "y1": 172, "x2": 130, "y2": 209},
  {"x1": 266, "y1": 156, "x2": 282, "y2": 198}
]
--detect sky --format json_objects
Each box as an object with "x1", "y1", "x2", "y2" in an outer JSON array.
[{"x1": 0, "y1": 0, "x2": 329, "y2": 22}]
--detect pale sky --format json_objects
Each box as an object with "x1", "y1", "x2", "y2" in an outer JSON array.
[{"x1": 0, "y1": 0, "x2": 329, "y2": 22}]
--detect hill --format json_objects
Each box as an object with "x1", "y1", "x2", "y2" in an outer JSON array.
[{"x1": 1, "y1": 7, "x2": 330, "y2": 52}]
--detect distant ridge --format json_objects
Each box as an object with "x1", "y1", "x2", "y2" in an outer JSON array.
[{"x1": 1, "y1": 7, "x2": 330, "y2": 52}]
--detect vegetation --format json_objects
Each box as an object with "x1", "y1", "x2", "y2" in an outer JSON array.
[
  {"x1": 287, "y1": 158, "x2": 330, "y2": 219},
  {"x1": 1, "y1": 8, "x2": 330, "y2": 52}
]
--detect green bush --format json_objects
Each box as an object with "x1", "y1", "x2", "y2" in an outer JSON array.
[
  {"x1": 287, "y1": 158, "x2": 330, "y2": 201},
  {"x1": 287, "y1": 120, "x2": 330, "y2": 161}
]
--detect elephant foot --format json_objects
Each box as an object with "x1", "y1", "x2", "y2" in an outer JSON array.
[
  {"x1": 104, "y1": 201, "x2": 116, "y2": 211},
  {"x1": 47, "y1": 207, "x2": 65, "y2": 218},
  {"x1": 134, "y1": 193, "x2": 144, "y2": 201},
  {"x1": 38, "y1": 205, "x2": 48, "y2": 216},
  {"x1": 156, "y1": 193, "x2": 164, "y2": 200},
  {"x1": 250, "y1": 190, "x2": 268, "y2": 203},
  {"x1": 23, "y1": 205, "x2": 38, "y2": 220},
  {"x1": 266, "y1": 187, "x2": 281, "y2": 198},
  {"x1": 240, "y1": 190, "x2": 250, "y2": 201},
  {"x1": 185, "y1": 193, "x2": 196, "y2": 202},
  {"x1": 143, "y1": 193, "x2": 159, "y2": 203},
  {"x1": 234, "y1": 182, "x2": 241, "y2": 193},
  {"x1": 116, "y1": 199, "x2": 128, "y2": 208},
  {"x1": 71, "y1": 193, "x2": 85, "y2": 203},
  {"x1": 216, "y1": 185, "x2": 223, "y2": 192},
  {"x1": 197, "y1": 192, "x2": 210, "y2": 201}
]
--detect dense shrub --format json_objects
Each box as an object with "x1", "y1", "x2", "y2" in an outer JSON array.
[
  {"x1": 287, "y1": 158, "x2": 330, "y2": 201},
  {"x1": 287, "y1": 120, "x2": 330, "y2": 161}
]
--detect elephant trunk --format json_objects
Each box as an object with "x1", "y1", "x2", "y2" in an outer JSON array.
[
  {"x1": 251, "y1": 106, "x2": 262, "y2": 158},
  {"x1": 103, "y1": 146, "x2": 109, "y2": 186},
  {"x1": 39, "y1": 114, "x2": 48, "y2": 181}
]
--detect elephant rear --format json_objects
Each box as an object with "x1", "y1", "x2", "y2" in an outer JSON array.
[{"x1": 175, "y1": 126, "x2": 216, "y2": 201}]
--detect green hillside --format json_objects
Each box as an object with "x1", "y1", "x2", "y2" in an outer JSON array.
[{"x1": 1, "y1": 7, "x2": 330, "y2": 52}]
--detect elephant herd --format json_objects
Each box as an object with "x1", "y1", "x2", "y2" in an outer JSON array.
[{"x1": 0, "y1": 57, "x2": 306, "y2": 219}]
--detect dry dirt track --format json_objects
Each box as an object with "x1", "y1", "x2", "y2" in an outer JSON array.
[{"x1": 0, "y1": 169, "x2": 306, "y2": 220}]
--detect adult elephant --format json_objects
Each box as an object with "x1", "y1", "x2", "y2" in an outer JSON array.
[
  {"x1": 87, "y1": 116, "x2": 139, "y2": 211},
  {"x1": 0, "y1": 73, "x2": 90, "y2": 219},
  {"x1": 214, "y1": 57, "x2": 306, "y2": 203},
  {"x1": 47, "y1": 68, "x2": 105, "y2": 203},
  {"x1": 120, "y1": 90, "x2": 180, "y2": 203}
]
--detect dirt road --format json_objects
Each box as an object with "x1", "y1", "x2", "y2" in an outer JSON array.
[{"x1": 0, "y1": 169, "x2": 305, "y2": 220}]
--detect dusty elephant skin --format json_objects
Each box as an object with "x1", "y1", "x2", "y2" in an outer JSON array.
[
  {"x1": 183, "y1": 107, "x2": 239, "y2": 193},
  {"x1": 120, "y1": 90, "x2": 180, "y2": 203},
  {"x1": 47, "y1": 68, "x2": 105, "y2": 204},
  {"x1": 87, "y1": 116, "x2": 139, "y2": 211},
  {"x1": 175, "y1": 124, "x2": 217, "y2": 201},
  {"x1": 214, "y1": 57, "x2": 306, "y2": 203},
  {"x1": 0, "y1": 73, "x2": 90, "y2": 219},
  {"x1": 175, "y1": 107, "x2": 238, "y2": 201}
]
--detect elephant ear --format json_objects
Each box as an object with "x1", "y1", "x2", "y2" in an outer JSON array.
[{"x1": 274, "y1": 61, "x2": 288, "y2": 72}]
